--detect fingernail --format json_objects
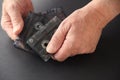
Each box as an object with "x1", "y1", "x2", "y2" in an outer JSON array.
[
  {"x1": 46, "y1": 44, "x2": 54, "y2": 53},
  {"x1": 13, "y1": 27, "x2": 18, "y2": 34}
]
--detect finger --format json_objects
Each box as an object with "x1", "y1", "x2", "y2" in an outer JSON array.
[
  {"x1": 54, "y1": 26, "x2": 79, "y2": 61},
  {"x1": 54, "y1": 39, "x2": 72, "y2": 62},
  {"x1": 1, "y1": 15, "x2": 17, "y2": 40},
  {"x1": 46, "y1": 21, "x2": 71, "y2": 54},
  {"x1": 27, "y1": 0, "x2": 34, "y2": 11},
  {"x1": 1, "y1": 5, "x2": 17, "y2": 40},
  {"x1": 22, "y1": 1, "x2": 34, "y2": 17},
  {"x1": 5, "y1": 26, "x2": 18, "y2": 40},
  {"x1": 7, "y1": 7, "x2": 24, "y2": 35}
]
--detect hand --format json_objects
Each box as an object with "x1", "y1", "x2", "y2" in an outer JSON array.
[
  {"x1": 47, "y1": 0, "x2": 120, "y2": 62},
  {"x1": 1, "y1": 0, "x2": 33, "y2": 40},
  {"x1": 47, "y1": 9, "x2": 104, "y2": 61}
]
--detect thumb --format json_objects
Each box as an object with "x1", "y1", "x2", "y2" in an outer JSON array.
[
  {"x1": 46, "y1": 22, "x2": 70, "y2": 54},
  {"x1": 7, "y1": 8, "x2": 24, "y2": 35}
]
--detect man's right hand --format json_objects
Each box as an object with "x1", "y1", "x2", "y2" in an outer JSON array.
[{"x1": 1, "y1": 0, "x2": 33, "y2": 40}]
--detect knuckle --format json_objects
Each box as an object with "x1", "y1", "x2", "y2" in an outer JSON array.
[
  {"x1": 80, "y1": 49, "x2": 87, "y2": 54},
  {"x1": 55, "y1": 55, "x2": 65, "y2": 62},
  {"x1": 16, "y1": 21, "x2": 23, "y2": 27},
  {"x1": 1, "y1": 20, "x2": 4, "y2": 27},
  {"x1": 1, "y1": 21, "x2": 5, "y2": 30},
  {"x1": 78, "y1": 46, "x2": 89, "y2": 54},
  {"x1": 74, "y1": 9, "x2": 80, "y2": 13},
  {"x1": 59, "y1": 20, "x2": 71, "y2": 33},
  {"x1": 71, "y1": 49, "x2": 79, "y2": 56},
  {"x1": 6, "y1": 2, "x2": 17, "y2": 11},
  {"x1": 60, "y1": 20, "x2": 69, "y2": 28},
  {"x1": 60, "y1": 21, "x2": 66, "y2": 26},
  {"x1": 56, "y1": 58, "x2": 64, "y2": 62},
  {"x1": 79, "y1": 47, "x2": 96, "y2": 54},
  {"x1": 89, "y1": 48, "x2": 96, "y2": 53},
  {"x1": 71, "y1": 45, "x2": 79, "y2": 53},
  {"x1": 66, "y1": 40, "x2": 80, "y2": 56},
  {"x1": 13, "y1": 19, "x2": 23, "y2": 28},
  {"x1": 13, "y1": 19, "x2": 22, "y2": 24},
  {"x1": 52, "y1": 35, "x2": 61, "y2": 44},
  {"x1": 69, "y1": 18, "x2": 76, "y2": 23},
  {"x1": 89, "y1": 50, "x2": 95, "y2": 53}
]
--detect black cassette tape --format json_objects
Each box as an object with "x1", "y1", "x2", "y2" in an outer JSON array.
[{"x1": 13, "y1": 8, "x2": 66, "y2": 61}]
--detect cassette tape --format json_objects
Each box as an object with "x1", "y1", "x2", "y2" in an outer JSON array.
[
  {"x1": 13, "y1": 8, "x2": 66, "y2": 61},
  {"x1": 27, "y1": 16, "x2": 62, "y2": 61}
]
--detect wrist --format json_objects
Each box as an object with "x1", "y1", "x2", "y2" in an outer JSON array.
[
  {"x1": 91, "y1": 0, "x2": 119, "y2": 22},
  {"x1": 82, "y1": 0, "x2": 120, "y2": 29},
  {"x1": 92, "y1": 0, "x2": 120, "y2": 13}
]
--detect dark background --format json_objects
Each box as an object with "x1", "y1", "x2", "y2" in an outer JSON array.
[{"x1": 0, "y1": 0, "x2": 120, "y2": 80}]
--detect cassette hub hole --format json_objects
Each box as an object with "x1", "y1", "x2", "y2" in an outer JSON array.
[
  {"x1": 41, "y1": 40, "x2": 49, "y2": 49},
  {"x1": 44, "y1": 42, "x2": 48, "y2": 47}
]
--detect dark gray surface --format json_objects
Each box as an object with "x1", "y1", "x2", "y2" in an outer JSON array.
[{"x1": 0, "y1": 0, "x2": 120, "y2": 80}]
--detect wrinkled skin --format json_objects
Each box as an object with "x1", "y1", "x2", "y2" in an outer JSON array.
[{"x1": 1, "y1": 0, "x2": 33, "y2": 40}]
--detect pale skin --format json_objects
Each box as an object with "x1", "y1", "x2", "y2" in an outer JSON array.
[
  {"x1": 1, "y1": 0, "x2": 33, "y2": 40},
  {"x1": 1, "y1": 0, "x2": 120, "y2": 61}
]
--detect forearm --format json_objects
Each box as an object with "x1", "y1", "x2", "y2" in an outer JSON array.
[
  {"x1": 92, "y1": 0, "x2": 120, "y2": 18},
  {"x1": 81, "y1": 0, "x2": 120, "y2": 29},
  {"x1": 92, "y1": 0, "x2": 120, "y2": 13}
]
